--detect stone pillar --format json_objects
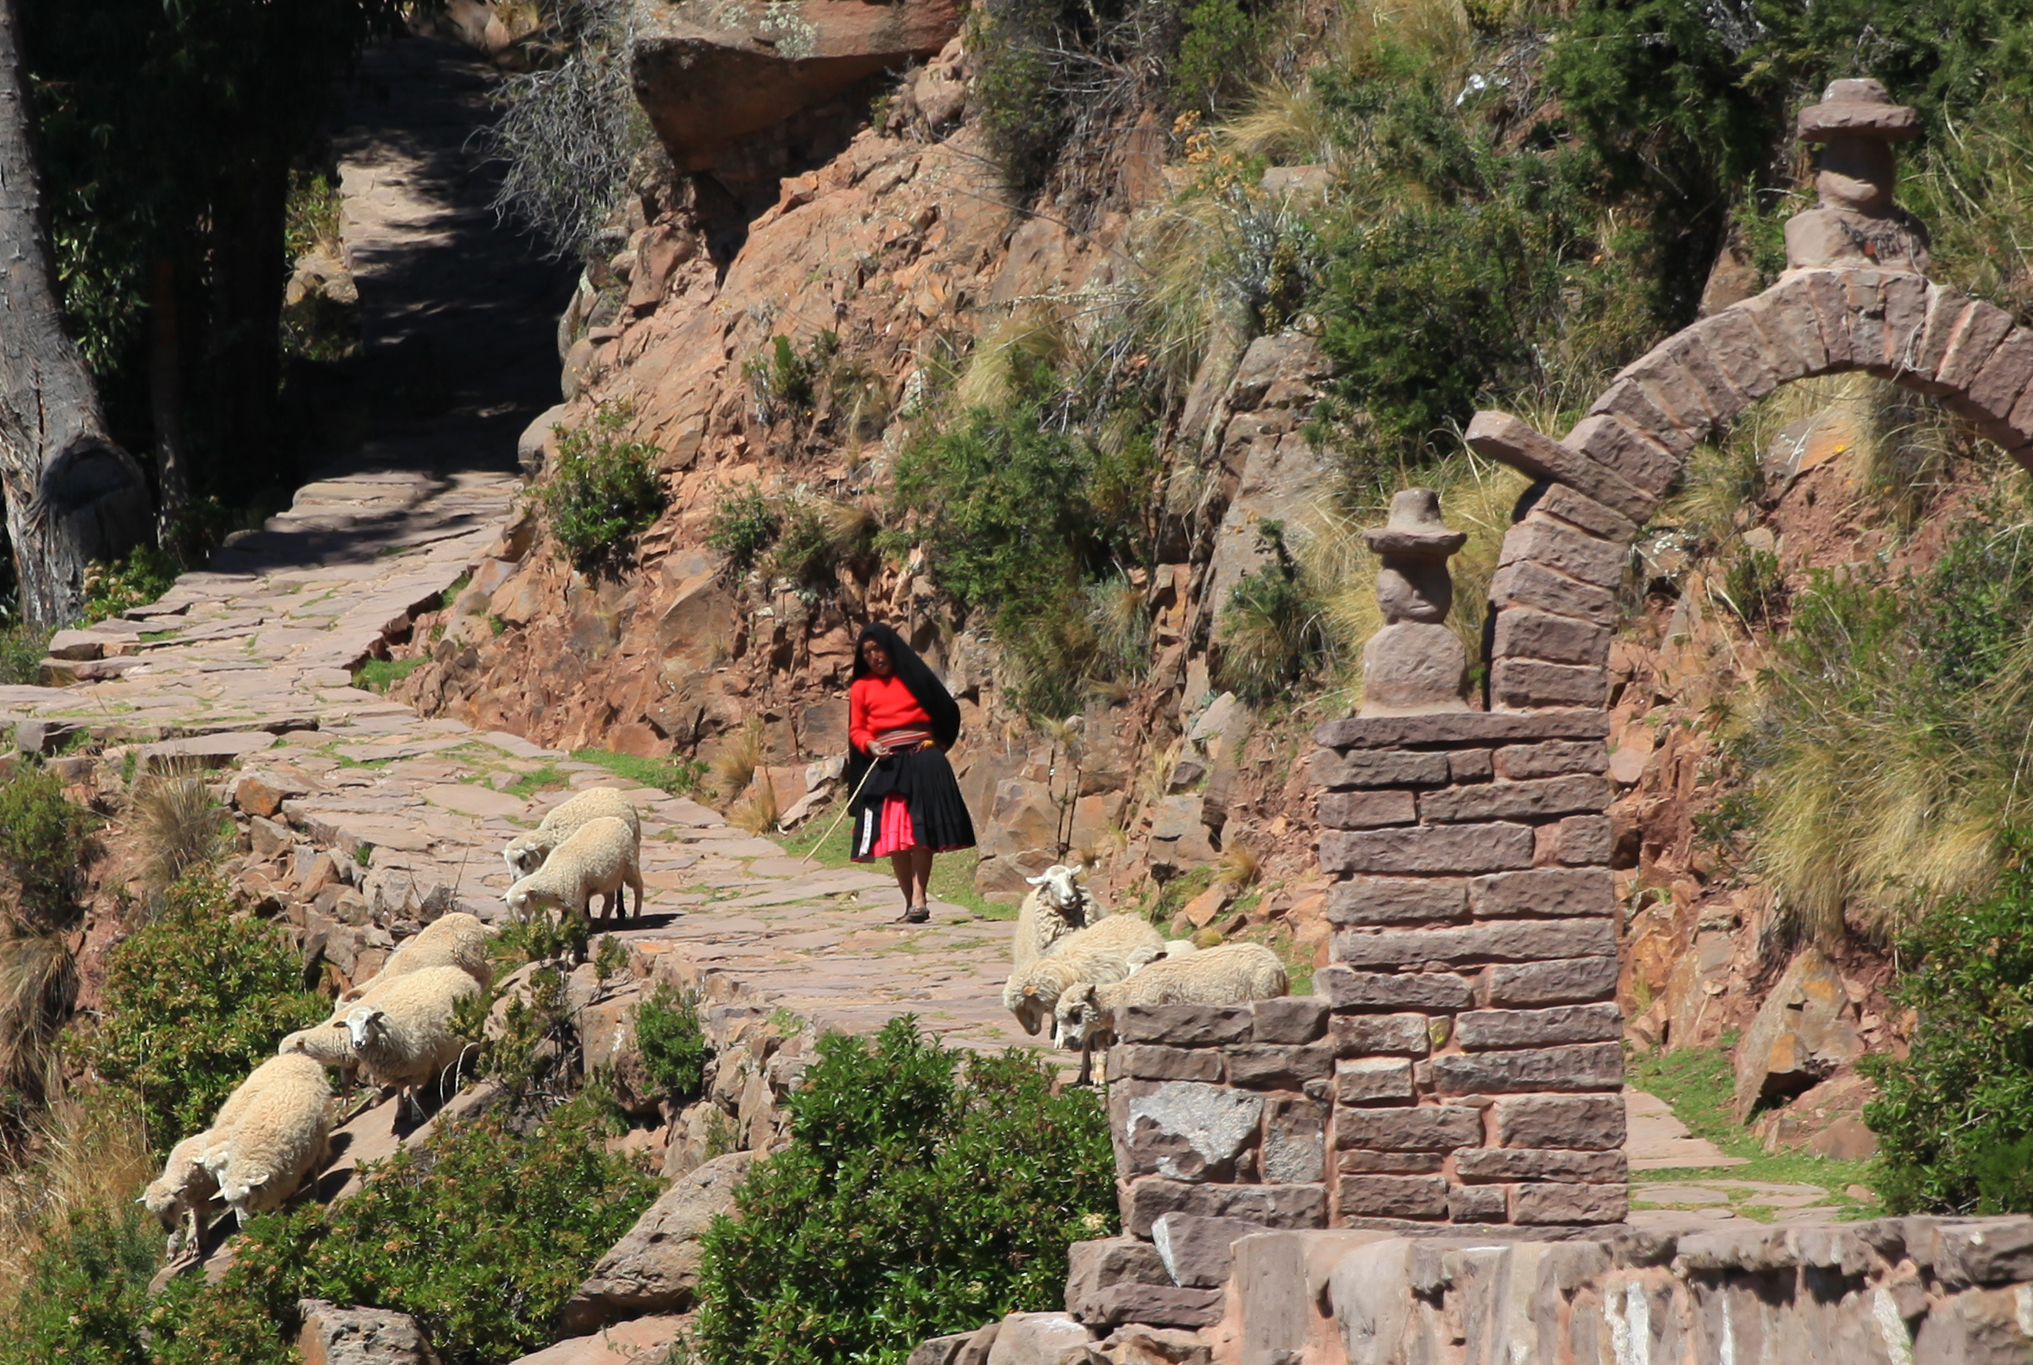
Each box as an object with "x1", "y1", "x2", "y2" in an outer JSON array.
[
  {"x1": 1359, "y1": 488, "x2": 1468, "y2": 717},
  {"x1": 1784, "y1": 78, "x2": 1929, "y2": 276}
]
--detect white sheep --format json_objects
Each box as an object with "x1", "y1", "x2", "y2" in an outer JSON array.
[
  {"x1": 1013, "y1": 863, "x2": 1099, "y2": 968},
  {"x1": 502, "y1": 787, "x2": 642, "y2": 878},
  {"x1": 1052, "y1": 941, "x2": 1289, "y2": 1055},
  {"x1": 1001, "y1": 913, "x2": 1167, "y2": 1037},
  {"x1": 197, "y1": 1053, "x2": 333, "y2": 1225},
  {"x1": 341, "y1": 965, "x2": 484, "y2": 1111},
  {"x1": 503, "y1": 815, "x2": 643, "y2": 926},
  {"x1": 339, "y1": 911, "x2": 494, "y2": 1002},
  {"x1": 141, "y1": 1128, "x2": 222, "y2": 1255}
]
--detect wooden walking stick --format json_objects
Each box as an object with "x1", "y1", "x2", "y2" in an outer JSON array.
[{"x1": 797, "y1": 757, "x2": 881, "y2": 869}]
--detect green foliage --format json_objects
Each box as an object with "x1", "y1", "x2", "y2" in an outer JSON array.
[
  {"x1": 1173, "y1": 0, "x2": 1273, "y2": 114},
  {"x1": 147, "y1": 1093, "x2": 661, "y2": 1365},
  {"x1": 571, "y1": 746, "x2": 709, "y2": 796},
  {"x1": 974, "y1": 6, "x2": 1065, "y2": 193},
  {"x1": 1865, "y1": 842, "x2": 2033, "y2": 1214},
  {"x1": 81, "y1": 545, "x2": 182, "y2": 626},
  {"x1": 707, "y1": 486, "x2": 782, "y2": 575},
  {"x1": 696, "y1": 1018, "x2": 1118, "y2": 1365},
  {"x1": 355, "y1": 655, "x2": 427, "y2": 693},
  {"x1": 0, "y1": 624, "x2": 51, "y2": 686},
  {"x1": 0, "y1": 1203, "x2": 158, "y2": 1365},
  {"x1": 1911, "y1": 504, "x2": 2033, "y2": 693},
  {"x1": 1720, "y1": 546, "x2": 1787, "y2": 625},
  {"x1": 744, "y1": 332, "x2": 839, "y2": 425},
  {"x1": 282, "y1": 168, "x2": 343, "y2": 260},
  {"x1": 1216, "y1": 523, "x2": 1329, "y2": 705},
  {"x1": 0, "y1": 769, "x2": 96, "y2": 930},
  {"x1": 459, "y1": 960, "x2": 578, "y2": 1099},
  {"x1": 81, "y1": 871, "x2": 326, "y2": 1152},
  {"x1": 635, "y1": 982, "x2": 710, "y2": 1103},
  {"x1": 537, "y1": 402, "x2": 667, "y2": 570}
]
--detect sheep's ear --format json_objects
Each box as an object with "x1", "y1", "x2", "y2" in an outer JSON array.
[
  {"x1": 1067, "y1": 863, "x2": 1084, "y2": 878},
  {"x1": 1022, "y1": 985, "x2": 1038, "y2": 998},
  {"x1": 1025, "y1": 873, "x2": 1048, "y2": 886}
]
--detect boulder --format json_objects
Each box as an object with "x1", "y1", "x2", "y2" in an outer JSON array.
[
  {"x1": 663, "y1": 1099, "x2": 740, "y2": 1179},
  {"x1": 983, "y1": 1312, "x2": 1097, "y2": 1365},
  {"x1": 1147, "y1": 796, "x2": 1217, "y2": 875},
  {"x1": 517, "y1": 403, "x2": 570, "y2": 477},
  {"x1": 297, "y1": 1300, "x2": 439, "y2": 1365},
  {"x1": 909, "y1": 1333, "x2": 979, "y2": 1365},
  {"x1": 631, "y1": 0, "x2": 963, "y2": 170},
  {"x1": 1066, "y1": 1237, "x2": 1171, "y2": 1323},
  {"x1": 506, "y1": 1315, "x2": 691, "y2": 1365},
  {"x1": 562, "y1": 1151, "x2": 755, "y2": 1331},
  {"x1": 1732, "y1": 946, "x2": 1861, "y2": 1121}
]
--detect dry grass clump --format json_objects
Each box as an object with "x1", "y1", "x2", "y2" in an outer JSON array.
[
  {"x1": 0, "y1": 1085, "x2": 153, "y2": 1317},
  {"x1": 711, "y1": 717, "x2": 767, "y2": 802},
  {"x1": 131, "y1": 763, "x2": 226, "y2": 889},
  {"x1": 1212, "y1": 841, "x2": 1261, "y2": 890},
  {"x1": 728, "y1": 780, "x2": 781, "y2": 836}
]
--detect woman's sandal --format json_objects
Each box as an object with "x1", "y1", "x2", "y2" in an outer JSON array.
[{"x1": 896, "y1": 903, "x2": 930, "y2": 924}]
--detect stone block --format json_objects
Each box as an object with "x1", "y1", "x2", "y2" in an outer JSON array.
[
  {"x1": 1320, "y1": 967, "x2": 1474, "y2": 1013},
  {"x1": 1225, "y1": 1043, "x2": 1333, "y2": 1090},
  {"x1": 1844, "y1": 271, "x2": 1889, "y2": 367},
  {"x1": 1330, "y1": 1013, "x2": 1430, "y2": 1057},
  {"x1": 1462, "y1": 409, "x2": 1657, "y2": 522},
  {"x1": 985, "y1": 1313, "x2": 1097, "y2": 1365},
  {"x1": 1880, "y1": 272, "x2": 1932, "y2": 372},
  {"x1": 1251, "y1": 997, "x2": 1328, "y2": 1044},
  {"x1": 1118, "y1": 1046, "x2": 1225, "y2": 1083},
  {"x1": 1430, "y1": 1042, "x2": 1622, "y2": 1095},
  {"x1": 1333, "y1": 1105, "x2": 1482, "y2": 1151},
  {"x1": 1489, "y1": 659, "x2": 1609, "y2": 710},
  {"x1": 1939, "y1": 299, "x2": 2016, "y2": 393},
  {"x1": 1799, "y1": 269, "x2": 1857, "y2": 367},
  {"x1": 1926, "y1": 1219, "x2": 2033, "y2": 1289},
  {"x1": 1912, "y1": 1283, "x2": 2033, "y2": 1364},
  {"x1": 1336, "y1": 1175, "x2": 1447, "y2": 1220},
  {"x1": 1119, "y1": 1004, "x2": 1253, "y2": 1048},
  {"x1": 1313, "y1": 710, "x2": 1608, "y2": 749},
  {"x1": 1533, "y1": 481, "x2": 1640, "y2": 543},
  {"x1": 1455, "y1": 1003, "x2": 1623, "y2": 1051},
  {"x1": 1338, "y1": 1149, "x2": 1445, "y2": 1174},
  {"x1": 297, "y1": 1300, "x2": 439, "y2": 1365},
  {"x1": 1542, "y1": 814, "x2": 1613, "y2": 866},
  {"x1": 1447, "y1": 749, "x2": 1493, "y2": 783},
  {"x1": 1493, "y1": 608, "x2": 1612, "y2": 668},
  {"x1": 1336, "y1": 1057, "x2": 1415, "y2": 1105},
  {"x1": 1320, "y1": 824, "x2": 1535, "y2": 877},
  {"x1": 1310, "y1": 748, "x2": 1451, "y2": 790},
  {"x1": 1738, "y1": 280, "x2": 1831, "y2": 377},
  {"x1": 908, "y1": 1333, "x2": 977, "y2": 1365},
  {"x1": 1497, "y1": 513, "x2": 1629, "y2": 588},
  {"x1": 1325, "y1": 877, "x2": 1466, "y2": 926},
  {"x1": 1488, "y1": 560, "x2": 1619, "y2": 628},
  {"x1": 1964, "y1": 327, "x2": 2033, "y2": 420},
  {"x1": 1066, "y1": 1237, "x2": 1171, "y2": 1323},
  {"x1": 1453, "y1": 1147, "x2": 1627, "y2": 1184},
  {"x1": 1333, "y1": 919, "x2": 1615, "y2": 968},
  {"x1": 1447, "y1": 1184, "x2": 1509, "y2": 1224},
  {"x1": 1072, "y1": 1283, "x2": 1225, "y2": 1329},
  {"x1": 1509, "y1": 1182, "x2": 1627, "y2": 1225},
  {"x1": 955, "y1": 1323, "x2": 1001, "y2": 1365},
  {"x1": 237, "y1": 770, "x2": 310, "y2": 819},
  {"x1": 1492, "y1": 1094, "x2": 1626, "y2": 1151},
  {"x1": 1491, "y1": 741, "x2": 1609, "y2": 781},
  {"x1": 1486, "y1": 956, "x2": 1620, "y2": 1006},
  {"x1": 1467, "y1": 868, "x2": 1614, "y2": 918},
  {"x1": 1120, "y1": 1178, "x2": 1327, "y2": 1237},
  {"x1": 1151, "y1": 1213, "x2": 1272, "y2": 1288},
  {"x1": 1564, "y1": 410, "x2": 1686, "y2": 493},
  {"x1": 1418, "y1": 774, "x2": 1612, "y2": 825},
  {"x1": 1692, "y1": 310, "x2": 1781, "y2": 406},
  {"x1": 563, "y1": 1150, "x2": 755, "y2": 1329},
  {"x1": 1113, "y1": 1079, "x2": 1263, "y2": 1183},
  {"x1": 1730, "y1": 945, "x2": 1861, "y2": 1122},
  {"x1": 1260, "y1": 1095, "x2": 1328, "y2": 1184},
  {"x1": 1317, "y1": 790, "x2": 1417, "y2": 830}
]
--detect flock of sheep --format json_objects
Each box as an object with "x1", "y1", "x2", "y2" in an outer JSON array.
[
  {"x1": 139, "y1": 787, "x2": 650, "y2": 1258},
  {"x1": 1000, "y1": 863, "x2": 1289, "y2": 1079}
]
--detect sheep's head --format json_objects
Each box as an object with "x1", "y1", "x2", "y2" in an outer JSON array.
[
  {"x1": 343, "y1": 1005, "x2": 389, "y2": 1049},
  {"x1": 1053, "y1": 983, "x2": 1101, "y2": 1052},
  {"x1": 503, "y1": 835, "x2": 548, "y2": 878},
  {"x1": 140, "y1": 1181, "x2": 179, "y2": 1227},
  {"x1": 1025, "y1": 863, "x2": 1086, "y2": 913},
  {"x1": 1001, "y1": 975, "x2": 1056, "y2": 1036}
]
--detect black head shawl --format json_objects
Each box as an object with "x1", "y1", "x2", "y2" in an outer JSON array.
[{"x1": 850, "y1": 621, "x2": 960, "y2": 750}]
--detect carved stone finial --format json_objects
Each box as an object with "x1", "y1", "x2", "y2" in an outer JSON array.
[
  {"x1": 1358, "y1": 489, "x2": 1469, "y2": 717},
  {"x1": 1785, "y1": 78, "x2": 1930, "y2": 275}
]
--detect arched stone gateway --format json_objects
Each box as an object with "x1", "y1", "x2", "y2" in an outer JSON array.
[{"x1": 1109, "y1": 80, "x2": 2033, "y2": 1238}]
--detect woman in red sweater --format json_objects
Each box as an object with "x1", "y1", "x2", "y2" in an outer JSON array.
[{"x1": 845, "y1": 622, "x2": 975, "y2": 922}]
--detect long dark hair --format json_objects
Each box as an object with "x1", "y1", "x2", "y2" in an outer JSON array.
[{"x1": 851, "y1": 622, "x2": 960, "y2": 750}]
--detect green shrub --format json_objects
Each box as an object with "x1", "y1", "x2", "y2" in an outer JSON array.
[
  {"x1": 1173, "y1": 0, "x2": 1273, "y2": 113},
  {"x1": 0, "y1": 768, "x2": 96, "y2": 930},
  {"x1": 695, "y1": 1017, "x2": 1117, "y2": 1365},
  {"x1": 537, "y1": 402, "x2": 667, "y2": 570},
  {"x1": 1216, "y1": 522, "x2": 1329, "y2": 705},
  {"x1": 0, "y1": 1203, "x2": 157, "y2": 1365},
  {"x1": 148, "y1": 1092, "x2": 661, "y2": 1365},
  {"x1": 743, "y1": 332, "x2": 838, "y2": 425},
  {"x1": 974, "y1": 9, "x2": 1065, "y2": 193},
  {"x1": 1864, "y1": 841, "x2": 2033, "y2": 1214},
  {"x1": 635, "y1": 982, "x2": 709, "y2": 1103},
  {"x1": 80, "y1": 871, "x2": 326, "y2": 1152},
  {"x1": 707, "y1": 485, "x2": 781, "y2": 575},
  {"x1": 571, "y1": 746, "x2": 709, "y2": 795},
  {"x1": 81, "y1": 543, "x2": 182, "y2": 625},
  {"x1": 457, "y1": 959, "x2": 579, "y2": 1100},
  {"x1": 0, "y1": 624, "x2": 51, "y2": 685}
]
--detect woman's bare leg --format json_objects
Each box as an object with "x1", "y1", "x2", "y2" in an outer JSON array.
[
  {"x1": 889, "y1": 850, "x2": 914, "y2": 906},
  {"x1": 910, "y1": 846, "x2": 934, "y2": 911}
]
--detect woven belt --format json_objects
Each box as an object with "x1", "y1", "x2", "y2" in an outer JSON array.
[{"x1": 876, "y1": 727, "x2": 932, "y2": 751}]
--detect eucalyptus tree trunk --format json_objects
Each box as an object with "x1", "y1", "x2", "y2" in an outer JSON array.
[{"x1": 0, "y1": 0, "x2": 150, "y2": 628}]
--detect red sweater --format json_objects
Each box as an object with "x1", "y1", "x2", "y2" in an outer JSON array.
[{"x1": 850, "y1": 674, "x2": 933, "y2": 752}]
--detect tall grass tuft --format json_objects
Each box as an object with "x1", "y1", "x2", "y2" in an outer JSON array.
[{"x1": 131, "y1": 763, "x2": 227, "y2": 890}]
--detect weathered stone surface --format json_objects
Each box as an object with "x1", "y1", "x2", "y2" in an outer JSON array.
[
  {"x1": 1448, "y1": 1183, "x2": 1508, "y2": 1223},
  {"x1": 1417, "y1": 774, "x2": 1612, "y2": 824},
  {"x1": 1120, "y1": 1177, "x2": 1327, "y2": 1237},
  {"x1": 1360, "y1": 621, "x2": 1468, "y2": 717},
  {"x1": 1532, "y1": 481, "x2": 1640, "y2": 543},
  {"x1": 1498, "y1": 513, "x2": 1630, "y2": 589},
  {"x1": 1336, "y1": 1056, "x2": 1415, "y2": 1105},
  {"x1": 1488, "y1": 559, "x2": 1619, "y2": 627},
  {"x1": 1071, "y1": 1283, "x2": 1225, "y2": 1329},
  {"x1": 1454, "y1": 1147, "x2": 1627, "y2": 1184},
  {"x1": 1310, "y1": 748, "x2": 1451, "y2": 790},
  {"x1": 1317, "y1": 790, "x2": 1418, "y2": 830},
  {"x1": 1225, "y1": 1043, "x2": 1332, "y2": 1089},
  {"x1": 1463, "y1": 410, "x2": 1656, "y2": 522},
  {"x1": 1338, "y1": 1149, "x2": 1446, "y2": 1174},
  {"x1": 1466, "y1": 868, "x2": 1614, "y2": 918},
  {"x1": 1492, "y1": 1094, "x2": 1626, "y2": 1150},
  {"x1": 1564, "y1": 409, "x2": 1686, "y2": 492},
  {"x1": 1065, "y1": 1237, "x2": 1170, "y2": 1323},
  {"x1": 1319, "y1": 966, "x2": 1474, "y2": 1013},
  {"x1": 1251, "y1": 997, "x2": 1328, "y2": 1044},
  {"x1": 1260, "y1": 1095, "x2": 1327, "y2": 1184},
  {"x1": 1491, "y1": 740, "x2": 1609, "y2": 781},
  {"x1": 1731, "y1": 946, "x2": 1860, "y2": 1121},
  {"x1": 1337, "y1": 1175, "x2": 1448, "y2": 1220},
  {"x1": 563, "y1": 1151, "x2": 753, "y2": 1331},
  {"x1": 1430, "y1": 1042, "x2": 1622, "y2": 1095},
  {"x1": 1447, "y1": 749, "x2": 1493, "y2": 783},
  {"x1": 297, "y1": 1300, "x2": 440, "y2": 1365},
  {"x1": 1116, "y1": 1081, "x2": 1263, "y2": 1182},
  {"x1": 1320, "y1": 823, "x2": 1536, "y2": 876},
  {"x1": 1313, "y1": 709, "x2": 1608, "y2": 749},
  {"x1": 1455, "y1": 1003, "x2": 1622, "y2": 1050},
  {"x1": 1116, "y1": 1045, "x2": 1225, "y2": 1083},
  {"x1": 1927, "y1": 1219, "x2": 2033, "y2": 1289},
  {"x1": 907, "y1": 1333, "x2": 976, "y2": 1365},
  {"x1": 1493, "y1": 608, "x2": 1613, "y2": 667},
  {"x1": 1325, "y1": 877, "x2": 1466, "y2": 926},
  {"x1": 1485, "y1": 956, "x2": 1620, "y2": 1006},
  {"x1": 1119, "y1": 1004, "x2": 1252, "y2": 1048},
  {"x1": 1913, "y1": 1283, "x2": 2033, "y2": 1363},
  {"x1": 1963, "y1": 327, "x2": 2033, "y2": 420},
  {"x1": 1489, "y1": 659, "x2": 1609, "y2": 711},
  {"x1": 1333, "y1": 1105, "x2": 1482, "y2": 1151},
  {"x1": 1329, "y1": 1013, "x2": 1431, "y2": 1057},
  {"x1": 1509, "y1": 1182, "x2": 1627, "y2": 1224},
  {"x1": 237, "y1": 769, "x2": 311, "y2": 819},
  {"x1": 1150, "y1": 1212, "x2": 1272, "y2": 1288},
  {"x1": 1333, "y1": 919, "x2": 1615, "y2": 968},
  {"x1": 504, "y1": 1316, "x2": 690, "y2": 1365},
  {"x1": 1542, "y1": 814, "x2": 1613, "y2": 866},
  {"x1": 984, "y1": 1313, "x2": 1097, "y2": 1365}
]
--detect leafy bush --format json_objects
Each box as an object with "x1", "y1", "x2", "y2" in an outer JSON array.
[
  {"x1": 635, "y1": 982, "x2": 710, "y2": 1103},
  {"x1": 81, "y1": 871, "x2": 326, "y2": 1151},
  {"x1": 0, "y1": 768, "x2": 96, "y2": 930},
  {"x1": 147, "y1": 1093, "x2": 661, "y2": 1365},
  {"x1": 0, "y1": 624, "x2": 50, "y2": 686},
  {"x1": 456, "y1": 959, "x2": 579, "y2": 1100},
  {"x1": 1173, "y1": 0, "x2": 1274, "y2": 113},
  {"x1": 1216, "y1": 522, "x2": 1330, "y2": 705},
  {"x1": 695, "y1": 1018, "x2": 1117, "y2": 1365},
  {"x1": 707, "y1": 485, "x2": 782, "y2": 575},
  {"x1": 1864, "y1": 842, "x2": 2033, "y2": 1213},
  {"x1": 0, "y1": 1202, "x2": 157, "y2": 1365},
  {"x1": 537, "y1": 401, "x2": 667, "y2": 570}
]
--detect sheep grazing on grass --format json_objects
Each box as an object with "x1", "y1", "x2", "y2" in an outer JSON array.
[
  {"x1": 339, "y1": 910, "x2": 494, "y2": 1002},
  {"x1": 504, "y1": 815, "x2": 643, "y2": 926},
  {"x1": 197, "y1": 1053, "x2": 333, "y2": 1226},
  {"x1": 503, "y1": 787, "x2": 642, "y2": 878},
  {"x1": 1013, "y1": 863, "x2": 1098, "y2": 969},
  {"x1": 342, "y1": 965, "x2": 484, "y2": 1113},
  {"x1": 141, "y1": 1128, "x2": 222, "y2": 1255},
  {"x1": 1052, "y1": 941, "x2": 1289, "y2": 1056},
  {"x1": 1001, "y1": 913, "x2": 1167, "y2": 1037}
]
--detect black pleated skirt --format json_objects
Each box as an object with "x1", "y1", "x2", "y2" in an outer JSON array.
[{"x1": 849, "y1": 743, "x2": 976, "y2": 860}]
